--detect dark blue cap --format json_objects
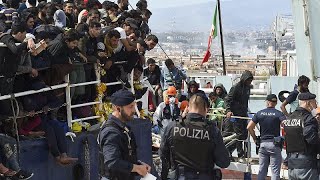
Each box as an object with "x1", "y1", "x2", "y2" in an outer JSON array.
[
  {"x1": 298, "y1": 92, "x2": 316, "y2": 100},
  {"x1": 111, "y1": 89, "x2": 135, "y2": 106},
  {"x1": 266, "y1": 94, "x2": 277, "y2": 102}
]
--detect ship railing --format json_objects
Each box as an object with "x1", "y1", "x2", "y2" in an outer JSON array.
[
  {"x1": 0, "y1": 43, "x2": 122, "y2": 127},
  {"x1": 0, "y1": 72, "x2": 121, "y2": 127},
  {"x1": 64, "y1": 63, "x2": 122, "y2": 127}
]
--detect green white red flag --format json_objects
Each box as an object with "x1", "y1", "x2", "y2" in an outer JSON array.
[{"x1": 202, "y1": 3, "x2": 218, "y2": 65}]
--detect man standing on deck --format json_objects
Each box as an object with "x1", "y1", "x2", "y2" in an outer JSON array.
[
  {"x1": 280, "y1": 75, "x2": 310, "y2": 116},
  {"x1": 144, "y1": 58, "x2": 162, "y2": 107},
  {"x1": 283, "y1": 92, "x2": 320, "y2": 179},
  {"x1": 225, "y1": 70, "x2": 254, "y2": 159},
  {"x1": 99, "y1": 89, "x2": 151, "y2": 180},
  {"x1": 160, "y1": 93, "x2": 230, "y2": 180},
  {"x1": 247, "y1": 94, "x2": 285, "y2": 180},
  {"x1": 153, "y1": 86, "x2": 181, "y2": 135},
  {"x1": 160, "y1": 59, "x2": 187, "y2": 100}
]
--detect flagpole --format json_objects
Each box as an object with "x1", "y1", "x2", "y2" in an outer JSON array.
[{"x1": 217, "y1": 0, "x2": 226, "y2": 75}]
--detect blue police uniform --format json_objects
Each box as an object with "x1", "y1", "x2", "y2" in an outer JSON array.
[
  {"x1": 99, "y1": 90, "x2": 138, "y2": 180},
  {"x1": 252, "y1": 94, "x2": 286, "y2": 180},
  {"x1": 160, "y1": 113, "x2": 230, "y2": 180},
  {"x1": 283, "y1": 92, "x2": 320, "y2": 180},
  {"x1": 100, "y1": 115, "x2": 138, "y2": 180}
]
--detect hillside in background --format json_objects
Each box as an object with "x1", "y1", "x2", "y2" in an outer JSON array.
[{"x1": 149, "y1": 0, "x2": 292, "y2": 32}]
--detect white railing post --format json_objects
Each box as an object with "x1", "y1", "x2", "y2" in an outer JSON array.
[
  {"x1": 94, "y1": 63, "x2": 103, "y2": 115},
  {"x1": 246, "y1": 130, "x2": 252, "y2": 174},
  {"x1": 94, "y1": 63, "x2": 101, "y2": 82},
  {"x1": 65, "y1": 74, "x2": 73, "y2": 128}
]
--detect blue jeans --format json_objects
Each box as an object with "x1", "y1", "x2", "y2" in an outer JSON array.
[
  {"x1": 0, "y1": 134, "x2": 20, "y2": 171},
  {"x1": 258, "y1": 141, "x2": 282, "y2": 180},
  {"x1": 41, "y1": 117, "x2": 67, "y2": 157}
]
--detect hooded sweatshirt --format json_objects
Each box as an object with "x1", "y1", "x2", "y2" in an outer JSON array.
[
  {"x1": 187, "y1": 80, "x2": 205, "y2": 99},
  {"x1": 214, "y1": 83, "x2": 228, "y2": 99},
  {"x1": 225, "y1": 70, "x2": 253, "y2": 117}
]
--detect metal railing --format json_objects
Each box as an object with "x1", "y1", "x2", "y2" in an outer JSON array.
[{"x1": 0, "y1": 63, "x2": 122, "y2": 128}]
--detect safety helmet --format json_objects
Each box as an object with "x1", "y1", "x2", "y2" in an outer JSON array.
[{"x1": 167, "y1": 86, "x2": 177, "y2": 96}]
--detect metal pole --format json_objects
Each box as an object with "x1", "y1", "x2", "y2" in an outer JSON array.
[
  {"x1": 274, "y1": 16, "x2": 278, "y2": 75},
  {"x1": 217, "y1": 0, "x2": 227, "y2": 75},
  {"x1": 157, "y1": 43, "x2": 170, "y2": 59},
  {"x1": 65, "y1": 74, "x2": 73, "y2": 128}
]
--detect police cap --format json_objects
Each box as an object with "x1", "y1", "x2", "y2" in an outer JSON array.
[
  {"x1": 266, "y1": 94, "x2": 277, "y2": 102},
  {"x1": 298, "y1": 92, "x2": 316, "y2": 101},
  {"x1": 111, "y1": 89, "x2": 135, "y2": 106}
]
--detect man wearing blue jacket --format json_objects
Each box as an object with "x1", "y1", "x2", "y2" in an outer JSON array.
[{"x1": 99, "y1": 89, "x2": 151, "y2": 180}]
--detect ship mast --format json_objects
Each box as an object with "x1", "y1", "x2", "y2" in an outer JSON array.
[{"x1": 217, "y1": 0, "x2": 227, "y2": 75}]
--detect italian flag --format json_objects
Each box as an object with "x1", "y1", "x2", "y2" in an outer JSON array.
[{"x1": 202, "y1": 3, "x2": 218, "y2": 65}]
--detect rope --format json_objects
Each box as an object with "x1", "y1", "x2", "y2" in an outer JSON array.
[
  {"x1": 0, "y1": 67, "x2": 50, "y2": 78},
  {"x1": 9, "y1": 94, "x2": 21, "y2": 162},
  {"x1": 84, "y1": 138, "x2": 91, "y2": 180},
  {"x1": 207, "y1": 113, "x2": 252, "y2": 120},
  {"x1": 6, "y1": 103, "x2": 68, "y2": 120}
]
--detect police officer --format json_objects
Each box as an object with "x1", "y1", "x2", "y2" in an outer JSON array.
[
  {"x1": 247, "y1": 94, "x2": 286, "y2": 180},
  {"x1": 283, "y1": 92, "x2": 320, "y2": 179},
  {"x1": 160, "y1": 93, "x2": 230, "y2": 180},
  {"x1": 99, "y1": 89, "x2": 151, "y2": 180}
]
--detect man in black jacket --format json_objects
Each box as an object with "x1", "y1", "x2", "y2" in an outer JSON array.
[
  {"x1": 144, "y1": 58, "x2": 161, "y2": 106},
  {"x1": 0, "y1": 22, "x2": 33, "y2": 96},
  {"x1": 187, "y1": 80, "x2": 207, "y2": 101},
  {"x1": 78, "y1": 21, "x2": 101, "y2": 101},
  {"x1": 0, "y1": 22, "x2": 37, "y2": 121},
  {"x1": 224, "y1": 70, "x2": 253, "y2": 159},
  {"x1": 46, "y1": 29, "x2": 81, "y2": 86},
  {"x1": 160, "y1": 93, "x2": 230, "y2": 180}
]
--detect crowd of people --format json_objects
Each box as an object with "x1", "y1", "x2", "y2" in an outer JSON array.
[
  {"x1": 0, "y1": 0, "x2": 320, "y2": 179},
  {"x1": 0, "y1": 0, "x2": 158, "y2": 179}
]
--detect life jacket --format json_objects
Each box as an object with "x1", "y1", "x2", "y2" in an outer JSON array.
[
  {"x1": 172, "y1": 119, "x2": 215, "y2": 172},
  {"x1": 283, "y1": 111, "x2": 306, "y2": 153},
  {"x1": 163, "y1": 98, "x2": 180, "y2": 121}
]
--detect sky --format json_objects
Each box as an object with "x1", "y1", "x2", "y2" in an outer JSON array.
[
  {"x1": 106, "y1": 0, "x2": 217, "y2": 9},
  {"x1": 129, "y1": 0, "x2": 215, "y2": 8}
]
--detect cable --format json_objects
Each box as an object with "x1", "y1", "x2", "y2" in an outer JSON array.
[
  {"x1": 128, "y1": 2, "x2": 134, "y2": 10},
  {"x1": 157, "y1": 43, "x2": 170, "y2": 59}
]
